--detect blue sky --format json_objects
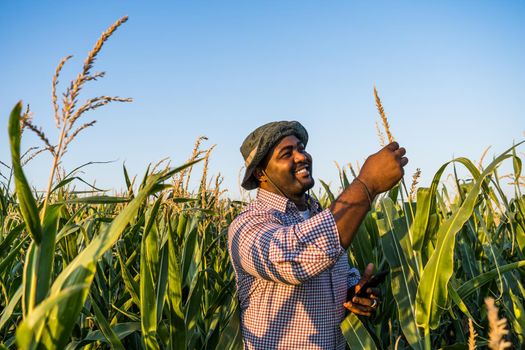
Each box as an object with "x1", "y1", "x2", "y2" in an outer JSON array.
[{"x1": 1, "y1": 1, "x2": 524, "y2": 198}]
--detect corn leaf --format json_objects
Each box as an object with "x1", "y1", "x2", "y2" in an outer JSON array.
[
  {"x1": 216, "y1": 303, "x2": 242, "y2": 350},
  {"x1": 140, "y1": 196, "x2": 161, "y2": 350},
  {"x1": 16, "y1": 284, "x2": 89, "y2": 350},
  {"x1": 0, "y1": 286, "x2": 22, "y2": 331},
  {"x1": 8, "y1": 102, "x2": 42, "y2": 244},
  {"x1": 416, "y1": 148, "x2": 516, "y2": 330},
  {"x1": 341, "y1": 313, "x2": 377, "y2": 349},
  {"x1": 83, "y1": 322, "x2": 140, "y2": 343},
  {"x1": 456, "y1": 260, "x2": 525, "y2": 299},
  {"x1": 167, "y1": 213, "x2": 186, "y2": 350},
  {"x1": 91, "y1": 297, "x2": 125, "y2": 350},
  {"x1": 378, "y1": 198, "x2": 424, "y2": 350}
]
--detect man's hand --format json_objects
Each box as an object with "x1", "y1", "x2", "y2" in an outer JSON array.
[
  {"x1": 344, "y1": 263, "x2": 381, "y2": 317},
  {"x1": 357, "y1": 141, "x2": 408, "y2": 197}
]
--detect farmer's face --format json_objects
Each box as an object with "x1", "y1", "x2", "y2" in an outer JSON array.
[{"x1": 258, "y1": 135, "x2": 314, "y2": 198}]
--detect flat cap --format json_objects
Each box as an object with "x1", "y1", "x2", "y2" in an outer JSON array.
[{"x1": 240, "y1": 121, "x2": 308, "y2": 190}]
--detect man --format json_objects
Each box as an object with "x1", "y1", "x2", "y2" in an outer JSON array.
[{"x1": 228, "y1": 121, "x2": 408, "y2": 349}]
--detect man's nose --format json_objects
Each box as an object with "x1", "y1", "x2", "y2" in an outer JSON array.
[{"x1": 294, "y1": 150, "x2": 308, "y2": 163}]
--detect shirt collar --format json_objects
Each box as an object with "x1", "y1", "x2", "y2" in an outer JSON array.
[{"x1": 256, "y1": 188, "x2": 320, "y2": 213}]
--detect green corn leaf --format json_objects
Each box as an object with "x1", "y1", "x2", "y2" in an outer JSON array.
[
  {"x1": 8, "y1": 102, "x2": 42, "y2": 244},
  {"x1": 216, "y1": 302, "x2": 242, "y2": 350},
  {"x1": 83, "y1": 322, "x2": 140, "y2": 343},
  {"x1": 415, "y1": 146, "x2": 518, "y2": 331},
  {"x1": 509, "y1": 288, "x2": 525, "y2": 344},
  {"x1": 204, "y1": 279, "x2": 234, "y2": 318},
  {"x1": 91, "y1": 297, "x2": 125, "y2": 350},
  {"x1": 388, "y1": 183, "x2": 400, "y2": 202},
  {"x1": 319, "y1": 180, "x2": 335, "y2": 204},
  {"x1": 0, "y1": 235, "x2": 28, "y2": 276},
  {"x1": 170, "y1": 197, "x2": 198, "y2": 203},
  {"x1": 0, "y1": 223, "x2": 24, "y2": 255},
  {"x1": 378, "y1": 198, "x2": 425, "y2": 350},
  {"x1": 203, "y1": 314, "x2": 222, "y2": 349},
  {"x1": 16, "y1": 284, "x2": 89, "y2": 350},
  {"x1": 0, "y1": 286, "x2": 22, "y2": 331},
  {"x1": 60, "y1": 196, "x2": 130, "y2": 204},
  {"x1": 447, "y1": 280, "x2": 479, "y2": 326},
  {"x1": 341, "y1": 168, "x2": 351, "y2": 189},
  {"x1": 37, "y1": 263, "x2": 96, "y2": 349},
  {"x1": 457, "y1": 231, "x2": 479, "y2": 282},
  {"x1": 457, "y1": 260, "x2": 525, "y2": 299},
  {"x1": 9, "y1": 103, "x2": 62, "y2": 319},
  {"x1": 49, "y1": 177, "x2": 81, "y2": 194},
  {"x1": 516, "y1": 213, "x2": 525, "y2": 253},
  {"x1": 176, "y1": 213, "x2": 188, "y2": 244},
  {"x1": 156, "y1": 244, "x2": 169, "y2": 323},
  {"x1": 34, "y1": 204, "x2": 62, "y2": 305},
  {"x1": 340, "y1": 313, "x2": 377, "y2": 349},
  {"x1": 123, "y1": 164, "x2": 135, "y2": 198},
  {"x1": 138, "y1": 165, "x2": 151, "y2": 190},
  {"x1": 185, "y1": 271, "x2": 203, "y2": 332},
  {"x1": 20, "y1": 204, "x2": 61, "y2": 318},
  {"x1": 111, "y1": 303, "x2": 141, "y2": 322},
  {"x1": 140, "y1": 196, "x2": 162, "y2": 350},
  {"x1": 411, "y1": 187, "x2": 433, "y2": 251},
  {"x1": 167, "y1": 212, "x2": 186, "y2": 350},
  {"x1": 144, "y1": 194, "x2": 162, "y2": 238},
  {"x1": 349, "y1": 219, "x2": 374, "y2": 271},
  {"x1": 181, "y1": 216, "x2": 200, "y2": 288},
  {"x1": 22, "y1": 242, "x2": 37, "y2": 317},
  {"x1": 117, "y1": 246, "x2": 140, "y2": 307},
  {"x1": 513, "y1": 146, "x2": 522, "y2": 179},
  {"x1": 54, "y1": 160, "x2": 113, "y2": 193}
]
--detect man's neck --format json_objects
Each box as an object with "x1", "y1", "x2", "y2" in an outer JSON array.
[
  {"x1": 292, "y1": 196, "x2": 308, "y2": 211},
  {"x1": 260, "y1": 185, "x2": 307, "y2": 210}
]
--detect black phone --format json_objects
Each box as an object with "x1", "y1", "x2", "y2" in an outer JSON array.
[{"x1": 348, "y1": 269, "x2": 389, "y2": 299}]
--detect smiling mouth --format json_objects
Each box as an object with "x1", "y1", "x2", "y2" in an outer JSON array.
[{"x1": 294, "y1": 167, "x2": 310, "y2": 177}]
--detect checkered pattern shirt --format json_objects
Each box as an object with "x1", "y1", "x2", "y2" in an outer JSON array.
[{"x1": 228, "y1": 189, "x2": 360, "y2": 349}]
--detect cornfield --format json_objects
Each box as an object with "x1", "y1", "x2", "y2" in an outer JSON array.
[{"x1": 1, "y1": 16, "x2": 525, "y2": 350}]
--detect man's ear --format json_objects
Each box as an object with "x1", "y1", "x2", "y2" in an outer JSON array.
[{"x1": 254, "y1": 167, "x2": 265, "y2": 182}]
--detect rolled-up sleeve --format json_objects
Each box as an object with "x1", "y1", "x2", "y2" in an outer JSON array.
[
  {"x1": 348, "y1": 267, "x2": 361, "y2": 288},
  {"x1": 228, "y1": 208, "x2": 345, "y2": 285}
]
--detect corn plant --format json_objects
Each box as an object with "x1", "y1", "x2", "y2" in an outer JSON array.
[{"x1": 0, "y1": 16, "x2": 242, "y2": 350}]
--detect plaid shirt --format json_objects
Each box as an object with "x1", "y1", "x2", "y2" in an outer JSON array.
[{"x1": 228, "y1": 189, "x2": 360, "y2": 349}]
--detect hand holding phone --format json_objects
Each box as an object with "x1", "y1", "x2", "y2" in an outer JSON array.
[
  {"x1": 355, "y1": 269, "x2": 388, "y2": 297},
  {"x1": 347, "y1": 268, "x2": 388, "y2": 300},
  {"x1": 344, "y1": 265, "x2": 387, "y2": 316}
]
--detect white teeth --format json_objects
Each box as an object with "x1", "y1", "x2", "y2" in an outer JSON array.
[{"x1": 296, "y1": 169, "x2": 310, "y2": 176}]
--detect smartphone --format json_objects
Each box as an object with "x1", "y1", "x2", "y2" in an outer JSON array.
[
  {"x1": 348, "y1": 269, "x2": 389, "y2": 299},
  {"x1": 357, "y1": 269, "x2": 389, "y2": 296}
]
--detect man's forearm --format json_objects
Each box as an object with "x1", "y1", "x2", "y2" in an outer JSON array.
[
  {"x1": 329, "y1": 178, "x2": 376, "y2": 249},
  {"x1": 331, "y1": 142, "x2": 408, "y2": 248}
]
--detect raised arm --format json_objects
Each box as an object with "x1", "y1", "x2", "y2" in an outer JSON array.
[{"x1": 331, "y1": 142, "x2": 408, "y2": 249}]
